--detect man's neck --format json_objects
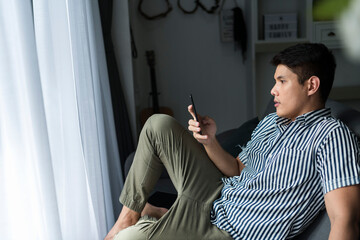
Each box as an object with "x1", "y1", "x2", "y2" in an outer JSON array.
[{"x1": 291, "y1": 101, "x2": 325, "y2": 122}]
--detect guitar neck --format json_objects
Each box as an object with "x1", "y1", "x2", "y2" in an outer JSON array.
[
  {"x1": 149, "y1": 67, "x2": 159, "y2": 113},
  {"x1": 146, "y1": 50, "x2": 160, "y2": 114},
  {"x1": 141, "y1": 50, "x2": 174, "y2": 126}
]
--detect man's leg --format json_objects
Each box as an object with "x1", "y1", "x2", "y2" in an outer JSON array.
[{"x1": 110, "y1": 114, "x2": 231, "y2": 239}]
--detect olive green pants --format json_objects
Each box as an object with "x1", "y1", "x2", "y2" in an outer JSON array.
[{"x1": 115, "y1": 114, "x2": 232, "y2": 240}]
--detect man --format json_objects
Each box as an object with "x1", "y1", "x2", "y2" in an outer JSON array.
[{"x1": 105, "y1": 43, "x2": 360, "y2": 240}]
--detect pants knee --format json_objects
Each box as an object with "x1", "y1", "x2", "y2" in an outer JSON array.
[
  {"x1": 145, "y1": 114, "x2": 178, "y2": 133},
  {"x1": 141, "y1": 114, "x2": 185, "y2": 143}
]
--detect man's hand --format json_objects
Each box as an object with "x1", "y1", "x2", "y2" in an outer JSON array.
[
  {"x1": 187, "y1": 105, "x2": 245, "y2": 177},
  {"x1": 188, "y1": 105, "x2": 217, "y2": 145},
  {"x1": 104, "y1": 206, "x2": 140, "y2": 240},
  {"x1": 325, "y1": 184, "x2": 360, "y2": 240}
]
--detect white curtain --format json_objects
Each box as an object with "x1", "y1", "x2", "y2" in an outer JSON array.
[{"x1": 0, "y1": 0, "x2": 122, "y2": 239}]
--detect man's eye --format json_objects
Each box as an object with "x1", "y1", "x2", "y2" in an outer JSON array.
[{"x1": 280, "y1": 80, "x2": 285, "y2": 83}]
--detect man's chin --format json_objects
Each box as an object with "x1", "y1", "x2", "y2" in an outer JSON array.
[{"x1": 276, "y1": 110, "x2": 287, "y2": 119}]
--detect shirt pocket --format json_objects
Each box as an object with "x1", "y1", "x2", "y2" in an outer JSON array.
[{"x1": 263, "y1": 147, "x2": 316, "y2": 189}]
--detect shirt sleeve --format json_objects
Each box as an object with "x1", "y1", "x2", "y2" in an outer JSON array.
[{"x1": 317, "y1": 125, "x2": 360, "y2": 194}]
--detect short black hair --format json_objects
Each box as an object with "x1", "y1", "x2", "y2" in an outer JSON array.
[{"x1": 271, "y1": 43, "x2": 336, "y2": 103}]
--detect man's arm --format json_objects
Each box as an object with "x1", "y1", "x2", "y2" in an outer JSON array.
[
  {"x1": 324, "y1": 184, "x2": 360, "y2": 240},
  {"x1": 202, "y1": 135, "x2": 245, "y2": 177},
  {"x1": 188, "y1": 105, "x2": 245, "y2": 177}
]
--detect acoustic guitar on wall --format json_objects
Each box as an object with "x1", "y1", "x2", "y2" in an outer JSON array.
[{"x1": 140, "y1": 50, "x2": 173, "y2": 126}]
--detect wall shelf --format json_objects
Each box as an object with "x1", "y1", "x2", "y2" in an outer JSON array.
[{"x1": 255, "y1": 38, "x2": 309, "y2": 53}]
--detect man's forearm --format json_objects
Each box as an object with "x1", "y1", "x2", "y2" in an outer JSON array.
[{"x1": 204, "y1": 138, "x2": 244, "y2": 177}]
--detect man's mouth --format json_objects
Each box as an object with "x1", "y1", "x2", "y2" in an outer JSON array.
[{"x1": 274, "y1": 100, "x2": 280, "y2": 108}]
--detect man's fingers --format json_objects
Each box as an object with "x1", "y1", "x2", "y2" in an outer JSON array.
[
  {"x1": 188, "y1": 125, "x2": 201, "y2": 133},
  {"x1": 188, "y1": 119, "x2": 200, "y2": 127},
  {"x1": 193, "y1": 132, "x2": 208, "y2": 140},
  {"x1": 188, "y1": 105, "x2": 196, "y2": 119},
  {"x1": 188, "y1": 104, "x2": 203, "y2": 121},
  {"x1": 188, "y1": 120, "x2": 201, "y2": 133}
]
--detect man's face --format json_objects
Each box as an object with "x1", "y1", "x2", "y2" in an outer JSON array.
[{"x1": 271, "y1": 64, "x2": 309, "y2": 121}]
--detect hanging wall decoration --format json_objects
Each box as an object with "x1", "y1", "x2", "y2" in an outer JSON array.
[
  {"x1": 138, "y1": 0, "x2": 173, "y2": 20},
  {"x1": 220, "y1": 9, "x2": 234, "y2": 42},
  {"x1": 177, "y1": 0, "x2": 220, "y2": 15},
  {"x1": 219, "y1": 0, "x2": 247, "y2": 61}
]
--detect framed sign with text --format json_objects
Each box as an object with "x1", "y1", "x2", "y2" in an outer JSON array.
[{"x1": 264, "y1": 13, "x2": 297, "y2": 40}]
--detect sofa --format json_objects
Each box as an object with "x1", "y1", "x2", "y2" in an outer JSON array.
[{"x1": 125, "y1": 99, "x2": 360, "y2": 239}]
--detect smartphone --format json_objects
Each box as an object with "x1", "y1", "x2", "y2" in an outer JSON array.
[{"x1": 189, "y1": 94, "x2": 202, "y2": 134}]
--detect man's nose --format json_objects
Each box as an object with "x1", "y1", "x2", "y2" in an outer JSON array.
[{"x1": 270, "y1": 85, "x2": 278, "y2": 96}]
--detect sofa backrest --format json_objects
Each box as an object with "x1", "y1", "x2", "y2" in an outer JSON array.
[{"x1": 325, "y1": 99, "x2": 360, "y2": 138}]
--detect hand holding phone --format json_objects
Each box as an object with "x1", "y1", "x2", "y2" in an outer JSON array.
[{"x1": 189, "y1": 94, "x2": 202, "y2": 134}]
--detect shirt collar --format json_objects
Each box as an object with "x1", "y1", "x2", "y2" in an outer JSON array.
[{"x1": 276, "y1": 108, "x2": 331, "y2": 127}]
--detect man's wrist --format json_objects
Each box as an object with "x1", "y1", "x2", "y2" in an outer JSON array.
[{"x1": 203, "y1": 136, "x2": 219, "y2": 149}]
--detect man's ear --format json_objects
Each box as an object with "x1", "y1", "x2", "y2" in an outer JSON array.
[{"x1": 307, "y1": 76, "x2": 320, "y2": 96}]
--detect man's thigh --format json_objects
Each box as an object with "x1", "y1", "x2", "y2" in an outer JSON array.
[
  {"x1": 132, "y1": 114, "x2": 225, "y2": 203},
  {"x1": 146, "y1": 114, "x2": 225, "y2": 202}
]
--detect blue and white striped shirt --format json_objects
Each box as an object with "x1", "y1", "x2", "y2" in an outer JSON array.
[{"x1": 211, "y1": 108, "x2": 360, "y2": 240}]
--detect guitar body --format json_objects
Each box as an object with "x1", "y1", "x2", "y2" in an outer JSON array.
[
  {"x1": 140, "y1": 50, "x2": 173, "y2": 126},
  {"x1": 140, "y1": 106, "x2": 174, "y2": 126}
]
